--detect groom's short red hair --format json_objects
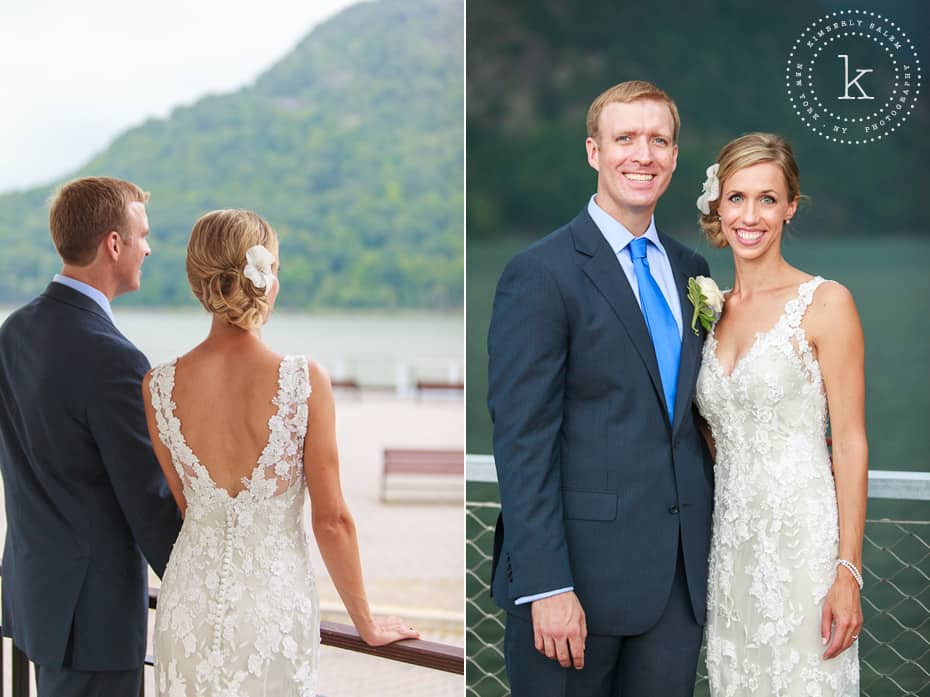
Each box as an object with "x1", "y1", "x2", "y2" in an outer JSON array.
[
  {"x1": 49, "y1": 176, "x2": 149, "y2": 266},
  {"x1": 586, "y1": 80, "x2": 680, "y2": 144}
]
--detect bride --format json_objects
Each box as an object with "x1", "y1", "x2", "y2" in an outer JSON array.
[
  {"x1": 693, "y1": 133, "x2": 867, "y2": 695},
  {"x1": 141, "y1": 209, "x2": 418, "y2": 696}
]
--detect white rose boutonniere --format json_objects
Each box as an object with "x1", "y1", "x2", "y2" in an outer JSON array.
[
  {"x1": 688, "y1": 275, "x2": 724, "y2": 335},
  {"x1": 243, "y1": 244, "x2": 276, "y2": 294}
]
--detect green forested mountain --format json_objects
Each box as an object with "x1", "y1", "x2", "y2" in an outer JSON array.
[
  {"x1": 467, "y1": 0, "x2": 929, "y2": 241},
  {"x1": 0, "y1": 0, "x2": 463, "y2": 309}
]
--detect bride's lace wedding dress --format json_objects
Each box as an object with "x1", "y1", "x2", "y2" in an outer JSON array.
[
  {"x1": 695, "y1": 277, "x2": 859, "y2": 696},
  {"x1": 148, "y1": 355, "x2": 319, "y2": 696}
]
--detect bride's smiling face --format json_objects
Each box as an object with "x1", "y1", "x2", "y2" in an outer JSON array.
[{"x1": 717, "y1": 161, "x2": 798, "y2": 261}]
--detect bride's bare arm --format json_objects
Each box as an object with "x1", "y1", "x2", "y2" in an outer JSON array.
[
  {"x1": 142, "y1": 372, "x2": 187, "y2": 516},
  {"x1": 807, "y1": 282, "x2": 867, "y2": 660},
  {"x1": 303, "y1": 360, "x2": 419, "y2": 646},
  {"x1": 695, "y1": 410, "x2": 716, "y2": 461}
]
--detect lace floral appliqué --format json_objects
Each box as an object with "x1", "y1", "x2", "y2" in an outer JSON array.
[
  {"x1": 149, "y1": 355, "x2": 319, "y2": 696},
  {"x1": 695, "y1": 278, "x2": 859, "y2": 696}
]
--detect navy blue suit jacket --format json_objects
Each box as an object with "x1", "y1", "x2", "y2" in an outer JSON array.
[
  {"x1": 0, "y1": 282, "x2": 182, "y2": 670},
  {"x1": 487, "y1": 208, "x2": 714, "y2": 635}
]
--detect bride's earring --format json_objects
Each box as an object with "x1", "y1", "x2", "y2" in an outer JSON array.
[{"x1": 785, "y1": 218, "x2": 792, "y2": 225}]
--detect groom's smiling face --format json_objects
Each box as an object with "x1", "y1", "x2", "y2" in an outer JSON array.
[
  {"x1": 113, "y1": 201, "x2": 151, "y2": 296},
  {"x1": 586, "y1": 99, "x2": 678, "y2": 226}
]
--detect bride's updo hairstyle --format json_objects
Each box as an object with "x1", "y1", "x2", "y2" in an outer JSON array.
[
  {"x1": 186, "y1": 209, "x2": 279, "y2": 330},
  {"x1": 699, "y1": 133, "x2": 802, "y2": 248}
]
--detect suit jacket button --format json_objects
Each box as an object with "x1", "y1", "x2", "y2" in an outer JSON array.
[{"x1": 669, "y1": 505, "x2": 680, "y2": 514}]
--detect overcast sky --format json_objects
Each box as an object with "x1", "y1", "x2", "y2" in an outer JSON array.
[{"x1": 0, "y1": 0, "x2": 362, "y2": 194}]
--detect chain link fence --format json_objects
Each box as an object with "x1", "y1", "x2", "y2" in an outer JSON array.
[{"x1": 466, "y1": 457, "x2": 930, "y2": 697}]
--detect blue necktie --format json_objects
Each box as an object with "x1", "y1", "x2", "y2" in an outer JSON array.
[{"x1": 629, "y1": 237, "x2": 680, "y2": 422}]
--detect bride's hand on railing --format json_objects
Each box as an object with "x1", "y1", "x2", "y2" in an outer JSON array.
[
  {"x1": 359, "y1": 615, "x2": 421, "y2": 646},
  {"x1": 820, "y1": 571, "x2": 863, "y2": 660}
]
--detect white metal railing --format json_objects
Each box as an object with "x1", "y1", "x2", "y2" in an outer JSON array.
[
  {"x1": 466, "y1": 454, "x2": 930, "y2": 500},
  {"x1": 466, "y1": 455, "x2": 930, "y2": 697}
]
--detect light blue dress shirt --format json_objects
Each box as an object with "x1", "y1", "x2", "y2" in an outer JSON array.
[
  {"x1": 513, "y1": 196, "x2": 684, "y2": 606},
  {"x1": 586, "y1": 195, "x2": 683, "y2": 336},
  {"x1": 52, "y1": 274, "x2": 114, "y2": 323}
]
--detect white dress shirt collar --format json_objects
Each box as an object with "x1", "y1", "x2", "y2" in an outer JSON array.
[
  {"x1": 587, "y1": 194, "x2": 663, "y2": 257},
  {"x1": 52, "y1": 274, "x2": 114, "y2": 322},
  {"x1": 585, "y1": 194, "x2": 683, "y2": 335}
]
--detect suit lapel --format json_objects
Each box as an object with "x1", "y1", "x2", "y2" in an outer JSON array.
[
  {"x1": 572, "y1": 211, "x2": 666, "y2": 414},
  {"x1": 663, "y1": 236, "x2": 703, "y2": 436}
]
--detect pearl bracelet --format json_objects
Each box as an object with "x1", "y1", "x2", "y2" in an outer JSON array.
[{"x1": 836, "y1": 559, "x2": 864, "y2": 589}]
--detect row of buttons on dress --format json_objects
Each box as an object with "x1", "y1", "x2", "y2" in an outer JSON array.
[{"x1": 210, "y1": 507, "x2": 239, "y2": 658}]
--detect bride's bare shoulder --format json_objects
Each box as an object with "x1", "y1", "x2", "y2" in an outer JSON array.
[
  {"x1": 806, "y1": 279, "x2": 861, "y2": 345},
  {"x1": 306, "y1": 359, "x2": 334, "y2": 398},
  {"x1": 810, "y1": 279, "x2": 856, "y2": 313}
]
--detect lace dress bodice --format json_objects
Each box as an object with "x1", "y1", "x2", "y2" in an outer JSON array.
[
  {"x1": 149, "y1": 355, "x2": 319, "y2": 697},
  {"x1": 695, "y1": 277, "x2": 859, "y2": 696}
]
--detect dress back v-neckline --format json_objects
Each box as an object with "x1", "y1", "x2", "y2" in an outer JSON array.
[{"x1": 149, "y1": 355, "x2": 310, "y2": 502}]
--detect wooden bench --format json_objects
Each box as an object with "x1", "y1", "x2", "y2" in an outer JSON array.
[
  {"x1": 380, "y1": 448, "x2": 463, "y2": 502},
  {"x1": 415, "y1": 380, "x2": 464, "y2": 399}
]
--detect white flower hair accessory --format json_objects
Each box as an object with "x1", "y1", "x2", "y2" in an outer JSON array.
[
  {"x1": 243, "y1": 245, "x2": 276, "y2": 294},
  {"x1": 696, "y1": 163, "x2": 720, "y2": 215}
]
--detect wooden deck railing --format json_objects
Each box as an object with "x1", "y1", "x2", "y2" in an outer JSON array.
[{"x1": 0, "y1": 586, "x2": 463, "y2": 696}]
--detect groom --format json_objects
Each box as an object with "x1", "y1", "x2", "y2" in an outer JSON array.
[
  {"x1": 0, "y1": 177, "x2": 182, "y2": 696},
  {"x1": 487, "y1": 81, "x2": 714, "y2": 695}
]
